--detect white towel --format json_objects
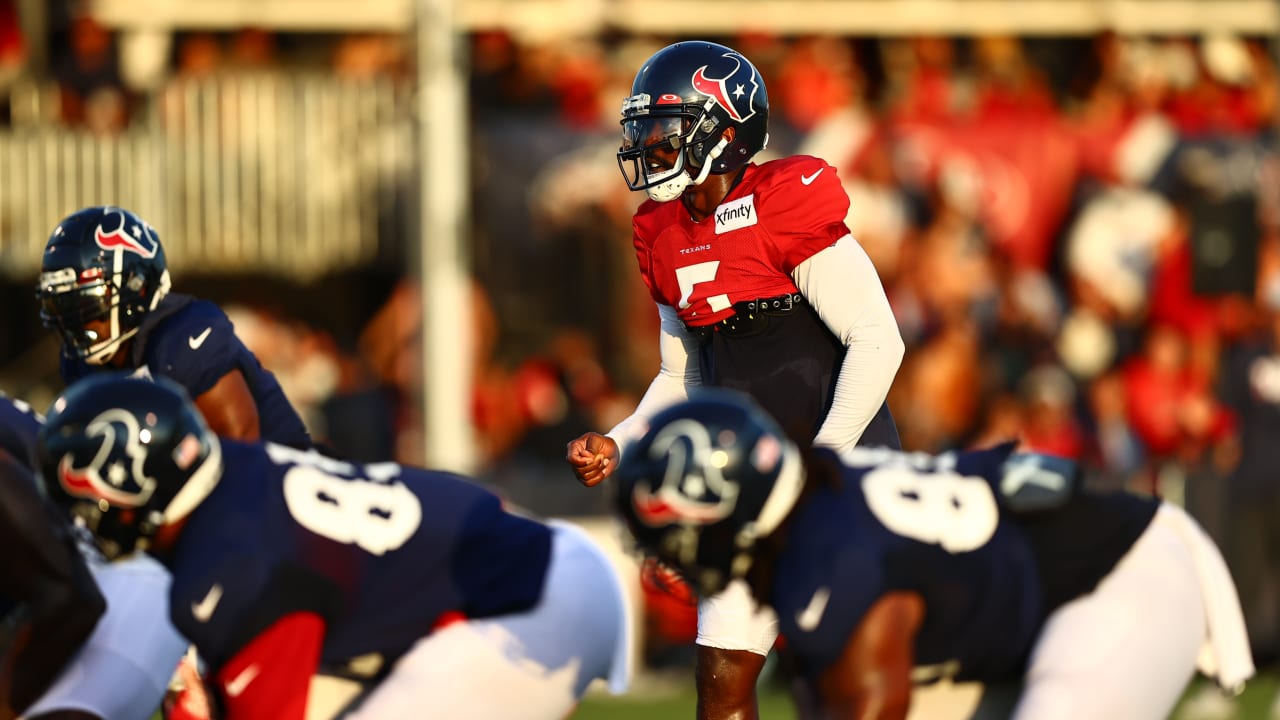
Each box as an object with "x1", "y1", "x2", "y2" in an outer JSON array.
[{"x1": 1157, "y1": 503, "x2": 1256, "y2": 694}]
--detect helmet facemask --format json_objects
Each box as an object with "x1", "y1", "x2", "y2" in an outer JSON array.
[
  {"x1": 618, "y1": 96, "x2": 731, "y2": 203},
  {"x1": 38, "y1": 255, "x2": 171, "y2": 366}
]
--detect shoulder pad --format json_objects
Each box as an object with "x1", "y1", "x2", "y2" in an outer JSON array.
[{"x1": 999, "y1": 453, "x2": 1080, "y2": 513}]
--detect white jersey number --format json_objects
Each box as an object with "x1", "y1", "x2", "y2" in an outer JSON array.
[
  {"x1": 862, "y1": 466, "x2": 999, "y2": 553},
  {"x1": 280, "y1": 457, "x2": 422, "y2": 556},
  {"x1": 674, "y1": 261, "x2": 731, "y2": 313}
]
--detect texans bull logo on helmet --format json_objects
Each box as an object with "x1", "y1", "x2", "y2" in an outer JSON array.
[
  {"x1": 93, "y1": 206, "x2": 160, "y2": 258},
  {"x1": 690, "y1": 52, "x2": 761, "y2": 124},
  {"x1": 631, "y1": 418, "x2": 745, "y2": 526},
  {"x1": 58, "y1": 407, "x2": 160, "y2": 507}
]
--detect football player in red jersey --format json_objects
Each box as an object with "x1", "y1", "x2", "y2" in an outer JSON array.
[{"x1": 566, "y1": 40, "x2": 905, "y2": 720}]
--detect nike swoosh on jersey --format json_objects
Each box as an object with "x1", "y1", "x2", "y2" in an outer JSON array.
[
  {"x1": 192, "y1": 583, "x2": 223, "y2": 623},
  {"x1": 796, "y1": 586, "x2": 830, "y2": 631},
  {"x1": 188, "y1": 327, "x2": 213, "y2": 349},
  {"x1": 800, "y1": 168, "x2": 825, "y2": 185},
  {"x1": 225, "y1": 664, "x2": 260, "y2": 698}
]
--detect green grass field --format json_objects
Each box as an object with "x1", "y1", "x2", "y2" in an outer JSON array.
[
  {"x1": 573, "y1": 669, "x2": 1280, "y2": 719},
  {"x1": 146, "y1": 665, "x2": 1279, "y2": 718}
]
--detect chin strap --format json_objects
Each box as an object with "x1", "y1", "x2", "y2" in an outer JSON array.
[
  {"x1": 689, "y1": 137, "x2": 730, "y2": 187},
  {"x1": 83, "y1": 326, "x2": 138, "y2": 366}
]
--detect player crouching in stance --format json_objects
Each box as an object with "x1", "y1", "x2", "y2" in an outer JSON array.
[
  {"x1": 614, "y1": 389, "x2": 1254, "y2": 720},
  {"x1": 36, "y1": 374, "x2": 631, "y2": 720},
  {"x1": 0, "y1": 393, "x2": 187, "y2": 720}
]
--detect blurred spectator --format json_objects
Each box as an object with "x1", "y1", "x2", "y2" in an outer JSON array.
[
  {"x1": 1065, "y1": 187, "x2": 1174, "y2": 325},
  {"x1": 971, "y1": 35, "x2": 1057, "y2": 122},
  {"x1": 52, "y1": 12, "x2": 130, "y2": 133},
  {"x1": 795, "y1": 44, "x2": 912, "y2": 284},
  {"x1": 332, "y1": 32, "x2": 409, "y2": 81},
  {"x1": 173, "y1": 31, "x2": 223, "y2": 79},
  {"x1": 774, "y1": 35, "x2": 860, "y2": 132},
  {"x1": 358, "y1": 277, "x2": 525, "y2": 467},
  {"x1": 228, "y1": 27, "x2": 276, "y2": 70},
  {"x1": 883, "y1": 35, "x2": 974, "y2": 123},
  {"x1": 1147, "y1": 209, "x2": 1234, "y2": 340},
  {"x1": 1217, "y1": 253, "x2": 1280, "y2": 665},
  {"x1": 1166, "y1": 34, "x2": 1270, "y2": 137},
  {"x1": 0, "y1": 0, "x2": 25, "y2": 101},
  {"x1": 888, "y1": 320, "x2": 982, "y2": 452},
  {"x1": 1081, "y1": 370, "x2": 1145, "y2": 491},
  {"x1": 1016, "y1": 363, "x2": 1086, "y2": 459},
  {"x1": 1121, "y1": 323, "x2": 1235, "y2": 493},
  {"x1": 548, "y1": 39, "x2": 611, "y2": 129}
]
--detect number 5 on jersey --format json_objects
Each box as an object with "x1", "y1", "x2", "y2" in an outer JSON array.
[{"x1": 675, "y1": 261, "x2": 731, "y2": 313}]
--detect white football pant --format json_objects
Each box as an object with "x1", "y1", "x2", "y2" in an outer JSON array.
[
  {"x1": 21, "y1": 553, "x2": 187, "y2": 720},
  {"x1": 1012, "y1": 502, "x2": 1252, "y2": 720},
  {"x1": 344, "y1": 520, "x2": 632, "y2": 720},
  {"x1": 697, "y1": 578, "x2": 780, "y2": 656}
]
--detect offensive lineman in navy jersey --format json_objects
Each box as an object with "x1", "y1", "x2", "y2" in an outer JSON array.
[
  {"x1": 37, "y1": 374, "x2": 631, "y2": 720},
  {"x1": 36, "y1": 206, "x2": 311, "y2": 449},
  {"x1": 565, "y1": 40, "x2": 904, "y2": 718},
  {"x1": 615, "y1": 390, "x2": 1255, "y2": 720},
  {"x1": 0, "y1": 393, "x2": 186, "y2": 720}
]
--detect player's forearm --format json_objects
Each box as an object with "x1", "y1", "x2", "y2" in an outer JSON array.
[
  {"x1": 608, "y1": 304, "x2": 701, "y2": 459},
  {"x1": 794, "y1": 237, "x2": 904, "y2": 450},
  {"x1": 812, "y1": 328, "x2": 904, "y2": 451},
  {"x1": 607, "y1": 367, "x2": 697, "y2": 459}
]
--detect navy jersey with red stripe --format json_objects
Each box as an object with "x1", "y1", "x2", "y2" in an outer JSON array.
[
  {"x1": 772, "y1": 445, "x2": 1158, "y2": 684},
  {"x1": 61, "y1": 294, "x2": 311, "y2": 449},
  {"x1": 632, "y1": 156, "x2": 899, "y2": 449},
  {"x1": 163, "y1": 440, "x2": 553, "y2": 674}
]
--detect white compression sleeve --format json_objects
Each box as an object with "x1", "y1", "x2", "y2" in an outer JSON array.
[
  {"x1": 606, "y1": 303, "x2": 702, "y2": 460},
  {"x1": 793, "y1": 235, "x2": 905, "y2": 452}
]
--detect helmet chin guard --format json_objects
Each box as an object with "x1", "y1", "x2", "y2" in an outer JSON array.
[
  {"x1": 643, "y1": 137, "x2": 729, "y2": 202},
  {"x1": 646, "y1": 171, "x2": 692, "y2": 203}
]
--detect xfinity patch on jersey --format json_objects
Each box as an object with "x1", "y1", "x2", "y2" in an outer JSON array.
[{"x1": 715, "y1": 194, "x2": 757, "y2": 234}]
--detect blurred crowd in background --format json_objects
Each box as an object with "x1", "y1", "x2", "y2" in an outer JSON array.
[{"x1": 0, "y1": 0, "x2": 1278, "y2": 671}]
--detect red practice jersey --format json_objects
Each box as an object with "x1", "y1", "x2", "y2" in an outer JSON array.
[{"x1": 632, "y1": 156, "x2": 851, "y2": 327}]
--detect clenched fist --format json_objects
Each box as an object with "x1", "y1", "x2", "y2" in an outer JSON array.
[{"x1": 565, "y1": 432, "x2": 620, "y2": 487}]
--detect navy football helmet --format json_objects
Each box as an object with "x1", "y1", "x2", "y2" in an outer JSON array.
[
  {"x1": 38, "y1": 373, "x2": 222, "y2": 560},
  {"x1": 618, "y1": 41, "x2": 770, "y2": 202},
  {"x1": 614, "y1": 389, "x2": 803, "y2": 597},
  {"x1": 36, "y1": 206, "x2": 171, "y2": 365}
]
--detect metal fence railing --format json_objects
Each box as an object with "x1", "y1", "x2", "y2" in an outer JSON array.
[{"x1": 0, "y1": 72, "x2": 413, "y2": 280}]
